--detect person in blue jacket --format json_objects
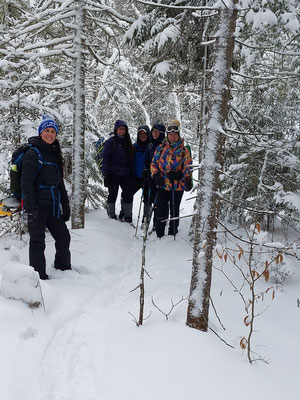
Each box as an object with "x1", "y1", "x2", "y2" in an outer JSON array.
[
  {"x1": 142, "y1": 123, "x2": 166, "y2": 227},
  {"x1": 133, "y1": 125, "x2": 151, "y2": 193},
  {"x1": 131, "y1": 125, "x2": 151, "y2": 223},
  {"x1": 102, "y1": 120, "x2": 135, "y2": 222}
]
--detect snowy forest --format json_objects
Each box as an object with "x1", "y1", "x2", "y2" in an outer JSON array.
[{"x1": 0, "y1": 0, "x2": 300, "y2": 399}]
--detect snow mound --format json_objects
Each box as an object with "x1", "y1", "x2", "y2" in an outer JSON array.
[
  {"x1": 0, "y1": 261, "x2": 42, "y2": 307},
  {"x1": 9, "y1": 245, "x2": 20, "y2": 262}
]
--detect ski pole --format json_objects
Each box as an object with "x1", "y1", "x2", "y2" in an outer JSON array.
[{"x1": 171, "y1": 182, "x2": 176, "y2": 240}]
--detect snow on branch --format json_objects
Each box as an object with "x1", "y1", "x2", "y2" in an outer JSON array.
[
  {"x1": 135, "y1": 0, "x2": 222, "y2": 11},
  {"x1": 235, "y1": 38, "x2": 300, "y2": 56},
  {"x1": 231, "y1": 69, "x2": 300, "y2": 80},
  {"x1": 84, "y1": 0, "x2": 134, "y2": 23},
  {"x1": 16, "y1": 10, "x2": 76, "y2": 36}
]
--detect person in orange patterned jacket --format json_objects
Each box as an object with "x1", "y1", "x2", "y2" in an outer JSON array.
[{"x1": 150, "y1": 119, "x2": 192, "y2": 238}]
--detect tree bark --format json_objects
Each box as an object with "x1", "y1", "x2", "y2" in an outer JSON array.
[
  {"x1": 186, "y1": 1, "x2": 238, "y2": 331},
  {"x1": 71, "y1": 2, "x2": 86, "y2": 229}
]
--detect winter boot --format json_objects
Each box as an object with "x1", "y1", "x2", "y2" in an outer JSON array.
[
  {"x1": 107, "y1": 202, "x2": 117, "y2": 219},
  {"x1": 118, "y1": 199, "x2": 124, "y2": 221},
  {"x1": 123, "y1": 202, "x2": 133, "y2": 224}
]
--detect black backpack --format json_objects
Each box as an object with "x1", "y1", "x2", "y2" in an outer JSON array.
[
  {"x1": 10, "y1": 144, "x2": 44, "y2": 200},
  {"x1": 94, "y1": 136, "x2": 116, "y2": 176}
]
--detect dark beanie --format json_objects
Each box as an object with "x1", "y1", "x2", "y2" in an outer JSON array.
[
  {"x1": 114, "y1": 120, "x2": 128, "y2": 133},
  {"x1": 152, "y1": 123, "x2": 166, "y2": 134}
]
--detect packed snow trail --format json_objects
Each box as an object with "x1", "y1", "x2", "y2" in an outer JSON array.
[{"x1": 39, "y1": 217, "x2": 143, "y2": 400}]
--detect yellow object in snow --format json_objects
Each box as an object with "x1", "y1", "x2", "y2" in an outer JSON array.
[
  {"x1": 0, "y1": 203, "x2": 13, "y2": 217},
  {"x1": 11, "y1": 164, "x2": 18, "y2": 171}
]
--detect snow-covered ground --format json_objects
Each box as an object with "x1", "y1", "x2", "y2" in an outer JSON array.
[{"x1": 0, "y1": 192, "x2": 299, "y2": 400}]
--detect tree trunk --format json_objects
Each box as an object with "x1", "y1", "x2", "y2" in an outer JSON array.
[
  {"x1": 71, "y1": 2, "x2": 86, "y2": 229},
  {"x1": 186, "y1": 2, "x2": 238, "y2": 331}
]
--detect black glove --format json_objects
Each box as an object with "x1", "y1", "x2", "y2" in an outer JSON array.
[
  {"x1": 104, "y1": 174, "x2": 113, "y2": 187},
  {"x1": 142, "y1": 169, "x2": 151, "y2": 182},
  {"x1": 153, "y1": 173, "x2": 165, "y2": 188},
  {"x1": 26, "y1": 208, "x2": 39, "y2": 223},
  {"x1": 184, "y1": 176, "x2": 193, "y2": 192},
  {"x1": 167, "y1": 170, "x2": 183, "y2": 182},
  {"x1": 62, "y1": 203, "x2": 70, "y2": 222}
]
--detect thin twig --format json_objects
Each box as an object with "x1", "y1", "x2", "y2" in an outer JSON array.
[
  {"x1": 210, "y1": 296, "x2": 226, "y2": 330},
  {"x1": 37, "y1": 280, "x2": 46, "y2": 312},
  {"x1": 152, "y1": 296, "x2": 187, "y2": 321},
  {"x1": 129, "y1": 283, "x2": 141, "y2": 293}
]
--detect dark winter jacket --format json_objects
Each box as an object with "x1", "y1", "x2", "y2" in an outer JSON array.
[
  {"x1": 21, "y1": 136, "x2": 69, "y2": 212},
  {"x1": 133, "y1": 125, "x2": 151, "y2": 178},
  {"x1": 144, "y1": 129, "x2": 165, "y2": 170},
  {"x1": 102, "y1": 133, "x2": 134, "y2": 176}
]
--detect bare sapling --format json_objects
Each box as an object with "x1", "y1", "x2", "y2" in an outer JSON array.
[
  {"x1": 215, "y1": 222, "x2": 280, "y2": 363},
  {"x1": 129, "y1": 217, "x2": 152, "y2": 326}
]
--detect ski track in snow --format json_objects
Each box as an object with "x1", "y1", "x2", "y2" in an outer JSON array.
[
  {"x1": 41, "y1": 298, "x2": 106, "y2": 400},
  {"x1": 39, "y1": 225, "x2": 141, "y2": 400}
]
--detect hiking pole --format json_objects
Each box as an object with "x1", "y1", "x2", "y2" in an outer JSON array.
[
  {"x1": 171, "y1": 182, "x2": 176, "y2": 240},
  {"x1": 134, "y1": 188, "x2": 144, "y2": 237}
]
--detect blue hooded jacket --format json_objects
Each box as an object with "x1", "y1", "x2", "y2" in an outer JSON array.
[
  {"x1": 144, "y1": 123, "x2": 166, "y2": 170},
  {"x1": 133, "y1": 125, "x2": 151, "y2": 178}
]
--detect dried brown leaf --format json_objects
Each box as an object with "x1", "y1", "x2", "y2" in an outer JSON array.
[
  {"x1": 216, "y1": 249, "x2": 223, "y2": 259},
  {"x1": 240, "y1": 337, "x2": 247, "y2": 350},
  {"x1": 237, "y1": 245, "x2": 244, "y2": 254},
  {"x1": 252, "y1": 270, "x2": 259, "y2": 279},
  {"x1": 263, "y1": 269, "x2": 270, "y2": 282}
]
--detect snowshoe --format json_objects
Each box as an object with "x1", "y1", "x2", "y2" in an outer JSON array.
[{"x1": 0, "y1": 196, "x2": 21, "y2": 218}]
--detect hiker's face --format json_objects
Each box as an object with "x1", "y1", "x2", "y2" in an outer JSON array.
[
  {"x1": 152, "y1": 129, "x2": 160, "y2": 140},
  {"x1": 116, "y1": 126, "x2": 126, "y2": 136},
  {"x1": 40, "y1": 127, "x2": 56, "y2": 144},
  {"x1": 138, "y1": 130, "x2": 148, "y2": 142},
  {"x1": 167, "y1": 132, "x2": 179, "y2": 143}
]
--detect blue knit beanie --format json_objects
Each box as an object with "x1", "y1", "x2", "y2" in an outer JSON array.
[{"x1": 38, "y1": 115, "x2": 59, "y2": 136}]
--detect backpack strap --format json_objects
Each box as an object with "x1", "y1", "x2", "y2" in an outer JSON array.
[
  {"x1": 31, "y1": 147, "x2": 44, "y2": 173},
  {"x1": 31, "y1": 147, "x2": 61, "y2": 217}
]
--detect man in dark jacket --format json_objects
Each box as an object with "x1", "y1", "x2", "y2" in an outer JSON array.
[
  {"x1": 102, "y1": 120, "x2": 135, "y2": 222},
  {"x1": 133, "y1": 125, "x2": 151, "y2": 194},
  {"x1": 21, "y1": 115, "x2": 71, "y2": 280},
  {"x1": 142, "y1": 123, "x2": 166, "y2": 227}
]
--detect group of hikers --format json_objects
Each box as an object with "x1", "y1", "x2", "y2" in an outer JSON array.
[
  {"x1": 102, "y1": 119, "x2": 192, "y2": 239},
  {"x1": 20, "y1": 116, "x2": 192, "y2": 280}
]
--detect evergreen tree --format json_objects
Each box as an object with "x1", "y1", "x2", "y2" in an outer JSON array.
[{"x1": 222, "y1": 0, "x2": 300, "y2": 228}]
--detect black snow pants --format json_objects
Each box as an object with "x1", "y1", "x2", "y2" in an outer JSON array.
[
  {"x1": 28, "y1": 205, "x2": 71, "y2": 279},
  {"x1": 107, "y1": 174, "x2": 135, "y2": 203},
  {"x1": 155, "y1": 188, "x2": 183, "y2": 238}
]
